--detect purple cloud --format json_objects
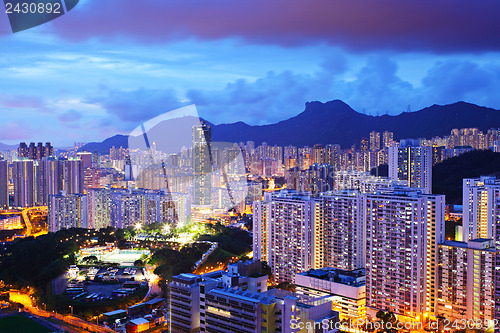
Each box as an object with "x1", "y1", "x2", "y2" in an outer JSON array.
[
  {"x1": 0, "y1": 121, "x2": 34, "y2": 140},
  {"x1": 50, "y1": 0, "x2": 500, "y2": 52}
]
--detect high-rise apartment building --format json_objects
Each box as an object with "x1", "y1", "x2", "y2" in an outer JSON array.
[
  {"x1": 364, "y1": 188, "x2": 445, "y2": 320},
  {"x1": 360, "y1": 138, "x2": 369, "y2": 152},
  {"x1": 87, "y1": 188, "x2": 188, "y2": 229},
  {"x1": 48, "y1": 191, "x2": 88, "y2": 231},
  {"x1": 84, "y1": 167, "x2": 101, "y2": 189},
  {"x1": 320, "y1": 190, "x2": 365, "y2": 271},
  {"x1": 388, "y1": 139, "x2": 432, "y2": 194},
  {"x1": 369, "y1": 131, "x2": 380, "y2": 151},
  {"x1": 462, "y1": 177, "x2": 500, "y2": 242},
  {"x1": 169, "y1": 264, "x2": 339, "y2": 333},
  {"x1": 13, "y1": 159, "x2": 35, "y2": 207},
  {"x1": 382, "y1": 131, "x2": 394, "y2": 148},
  {"x1": 18, "y1": 142, "x2": 53, "y2": 160},
  {"x1": 255, "y1": 189, "x2": 369, "y2": 283},
  {"x1": 0, "y1": 160, "x2": 8, "y2": 207},
  {"x1": 192, "y1": 123, "x2": 212, "y2": 206},
  {"x1": 437, "y1": 239, "x2": 495, "y2": 324},
  {"x1": 325, "y1": 144, "x2": 340, "y2": 171},
  {"x1": 253, "y1": 190, "x2": 320, "y2": 283}
]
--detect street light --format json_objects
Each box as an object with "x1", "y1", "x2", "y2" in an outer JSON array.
[{"x1": 69, "y1": 305, "x2": 73, "y2": 316}]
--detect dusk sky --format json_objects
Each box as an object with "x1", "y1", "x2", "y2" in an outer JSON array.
[{"x1": 1, "y1": 0, "x2": 500, "y2": 146}]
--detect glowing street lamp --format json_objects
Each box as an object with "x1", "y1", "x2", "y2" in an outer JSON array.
[{"x1": 135, "y1": 223, "x2": 142, "y2": 231}]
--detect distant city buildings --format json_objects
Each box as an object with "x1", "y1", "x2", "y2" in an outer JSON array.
[
  {"x1": 18, "y1": 142, "x2": 53, "y2": 160},
  {"x1": 86, "y1": 188, "x2": 190, "y2": 230},
  {"x1": 12, "y1": 157, "x2": 84, "y2": 207},
  {"x1": 388, "y1": 139, "x2": 432, "y2": 194},
  {"x1": 192, "y1": 123, "x2": 212, "y2": 207}
]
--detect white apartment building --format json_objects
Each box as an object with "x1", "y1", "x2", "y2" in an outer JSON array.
[
  {"x1": 437, "y1": 239, "x2": 495, "y2": 324},
  {"x1": 365, "y1": 188, "x2": 445, "y2": 320}
]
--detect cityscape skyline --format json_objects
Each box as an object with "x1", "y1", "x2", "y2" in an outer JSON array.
[
  {"x1": 2, "y1": 1, "x2": 500, "y2": 332},
  {"x1": 1, "y1": 1, "x2": 500, "y2": 145}
]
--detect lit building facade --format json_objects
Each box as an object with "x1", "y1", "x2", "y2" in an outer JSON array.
[
  {"x1": 437, "y1": 239, "x2": 495, "y2": 324},
  {"x1": 253, "y1": 190, "x2": 320, "y2": 283},
  {"x1": 365, "y1": 188, "x2": 445, "y2": 320},
  {"x1": 320, "y1": 190, "x2": 365, "y2": 270},
  {"x1": 462, "y1": 176, "x2": 500, "y2": 242},
  {"x1": 388, "y1": 140, "x2": 432, "y2": 194},
  {"x1": 192, "y1": 123, "x2": 212, "y2": 206},
  {"x1": 48, "y1": 191, "x2": 88, "y2": 231}
]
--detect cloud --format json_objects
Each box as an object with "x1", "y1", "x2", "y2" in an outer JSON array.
[
  {"x1": 87, "y1": 87, "x2": 187, "y2": 123},
  {"x1": 49, "y1": 0, "x2": 500, "y2": 53},
  {"x1": 421, "y1": 61, "x2": 500, "y2": 106},
  {"x1": 0, "y1": 93, "x2": 46, "y2": 110},
  {"x1": 186, "y1": 56, "x2": 500, "y2": 124},
  {"x1": 58, "y1": 109, "x2": 83, "y2": 122}
]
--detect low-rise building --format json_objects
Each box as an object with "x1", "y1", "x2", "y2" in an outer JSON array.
[{"x1": 295, "y1": 267, "x2": 366, "y2": 320}]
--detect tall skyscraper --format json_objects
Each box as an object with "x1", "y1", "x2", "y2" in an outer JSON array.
[
  {"x1": 60, "y1": 158, "x2": 84, "y2": 195},
  {"x1": 253, "y1": 190, "x2": 320, "y2": 283},
  {"x1": 312, "y1": 144, "x2": 326, "y2": 164},
  {"x1": 369, "y1": 131, "x2": 380, "y2": 151},
  {"x1": 364, "y1": 188, "x2": 444, "y2": 320},
  {"x1": 462, "y1": 176, "x2": 500, "y2": 242},
  {"x1": 13, "y1": 159, "x2": 35, "y2": 207},
  {"x1": 76, "y1": 151, "x2": 92, "y2": 169},
  {"x1": 48, "y1": 191, "x2": 88, "y2": 231},
  {"x1": 0, "y1": 160, "x2": 8, "y2": 207},
  {"x1": 18, "y1": 142, "x2": 53, "y2": 160},
  {"x1": 382, "y1": 131, "x2": 394, "y2": 148},
  {"x1": 360, "y1": 138, "x2": 369, "y2": 152},
  {"x1": 192, "y1": 123, "x2": 212, "y2": 206},
  {"x1": 325, "y1": 144, "x2": 340, "y2": 171},
  {"x1": 388, "y1": 139, "x2": 432, "y2": 194},
  {"x1": 86, "y1": 188, "x2": 111, "y2": 229}
]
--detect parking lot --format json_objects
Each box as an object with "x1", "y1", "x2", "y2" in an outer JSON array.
[{"x1": 65, "y1": 267, "x2": 148, "y2": 302}]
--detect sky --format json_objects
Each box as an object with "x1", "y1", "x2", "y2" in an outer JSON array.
[{"x1": 1, "y1": 0, "x2": 500, "y2": 146}]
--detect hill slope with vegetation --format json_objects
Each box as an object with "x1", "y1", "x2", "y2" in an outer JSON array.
[{"x1": 433, "y1": 150, "x2": 500, "y2": 204}]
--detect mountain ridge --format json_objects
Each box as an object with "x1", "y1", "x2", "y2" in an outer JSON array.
[{"x1": 79, "y1": 100, "x2": 500, "y2": 153}]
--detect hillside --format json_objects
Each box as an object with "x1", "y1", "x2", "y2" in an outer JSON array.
[{"x1": 433, "y1": 150, "x2": 500, "y2": 204}]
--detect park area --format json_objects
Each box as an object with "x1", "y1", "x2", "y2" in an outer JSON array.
[{"x1": 0, "y1": 314, "x2": 51, "y2": 333}]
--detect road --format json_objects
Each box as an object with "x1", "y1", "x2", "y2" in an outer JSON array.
[
  {"x1": 21, "y1": 206, "x2": 47, "y2": 237},
  {"x1": 9, "y1": 290, "x2": 115, "y2": 333}
]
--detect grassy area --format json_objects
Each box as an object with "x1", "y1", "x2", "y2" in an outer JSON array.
[{"x1": 0, "y1": 315, "x2": 51, "y2": 333}]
